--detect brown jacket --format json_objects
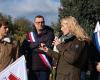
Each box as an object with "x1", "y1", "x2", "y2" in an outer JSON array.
[
  {"x1": 47, "y1": 36, "x2": 88, "y2": 80},
  {"x1": 0, "y1": 40, "x2": 18, "y2": 72}
]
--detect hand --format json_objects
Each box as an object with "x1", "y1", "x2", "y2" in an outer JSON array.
[
  {"x1": 96, "y1": 62, "x2": 100, "y2": 72},
  {"x1": 39, "y1": 43, "x2": 48, "y2": 52},
  {"x1": 52, "y1": 36, "x2": 61, "y2": 46}
]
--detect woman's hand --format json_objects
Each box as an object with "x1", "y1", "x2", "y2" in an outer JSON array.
[
  {"x1": 52, "y1": 36, "x2": 61, "y2": 46},
  {"x1": 39, "y1": 43, "x2": 48, "y2": 52}
]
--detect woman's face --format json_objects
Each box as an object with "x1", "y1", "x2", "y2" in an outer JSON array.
[{"x1": 61, "y1": 20, "x2": 70, "y2": 35}]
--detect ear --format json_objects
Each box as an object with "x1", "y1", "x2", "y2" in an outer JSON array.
[{"x1": 33, "y1": 23, "x2": 35, "y2": 27}]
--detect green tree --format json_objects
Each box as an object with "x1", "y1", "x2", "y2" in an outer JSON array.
[
  {"x1": 51, "y1": 22, "x2": 60, "y2": 36},
  {"x1": 59, "y1": 0, "x2": 100, "y2": 37},
  {"x1": 14, "y1": 17, "x2": 32, "y2": 42},
  {"x1": 14, "y1": 17, "x2": 32, "y2": 33},
  {"x1": 0, "y1": 12, "x2": 33, "y2": 43}
]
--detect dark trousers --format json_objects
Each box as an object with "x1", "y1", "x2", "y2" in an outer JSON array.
[
  {"x1": 81, "y1": 71, "x2": 86, "y2": 80},
  {"x1": 28, "y1": 70, "x2": 50, "y2": 80},
  {"x1": 97, "y1": 72, "x2": 100, "y2": 80}
]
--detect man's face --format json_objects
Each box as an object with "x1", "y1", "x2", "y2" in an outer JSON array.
[
  {"x1": 0, "y1": 25, "x2": 9, "y2": 37},
  {"x1": 34, "y1": 17, "x2": 45, "y2": 30}
]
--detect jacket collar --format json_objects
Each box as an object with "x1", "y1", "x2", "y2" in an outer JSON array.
[
  {"x1": 0, "y1": 37, "x2": 11, "y2": 43},
  {"x1": 3, "y1": 37, "x2": 11, "y2": 43},
  {"x1": 61, "y1": 34, "x2": 76, "y2": 43}
]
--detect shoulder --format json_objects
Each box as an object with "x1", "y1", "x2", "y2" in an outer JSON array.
[
  {"x1": 69, "y1": 38, "x2": 86, "y2": 50},
  {"x1": 45, "y1": 25, "x2": 54, "y2": 32},
  {"x1": 65, "y1": 36, "x2": 85, "y2": 46},
  {"x1": 11, "y1": 40, "x2": 18, "y2": 48}
]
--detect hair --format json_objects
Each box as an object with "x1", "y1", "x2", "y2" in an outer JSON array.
[
  {"x1": 60, "y1": 16, "x2": 90, "y2": 42},
  {"x1": 34, "y1": 15, "x2": 45, "y2": 21},
  {"x1": 0, "y1": 18, "x2": 9, "y2": 28}
]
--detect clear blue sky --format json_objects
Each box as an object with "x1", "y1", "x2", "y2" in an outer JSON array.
[{"x1": 0, "y1": 0, "x2": 60, "y2": 25}]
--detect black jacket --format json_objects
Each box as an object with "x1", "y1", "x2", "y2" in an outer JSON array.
[{"x1": 20, "y1": 25, "x2": 54, "y2": 71}]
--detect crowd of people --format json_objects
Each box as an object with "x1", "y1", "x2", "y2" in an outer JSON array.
[{"x1": 0, "y1": 15, "x2": 100, "y2": 80}]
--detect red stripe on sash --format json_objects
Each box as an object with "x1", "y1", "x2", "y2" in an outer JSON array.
[
  {"x1": 28, "y1": 32, "x2": 33, "y2": 42},
  {"x1": 38, "y1": 53, "x2": 51, "y2": 68}
]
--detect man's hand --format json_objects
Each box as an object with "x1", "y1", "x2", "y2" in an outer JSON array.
[
  {"x1": 96, "y1": 62, "x2": 100, "y2": 72},
  {"x1": 39, "y1": 43, "x2": 48, "y2": 52}
]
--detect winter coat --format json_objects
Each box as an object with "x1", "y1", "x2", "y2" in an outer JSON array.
[
  {"x1": 20, "y1": 25, "x2": 54, "y2": 71},
  {"x1": 0, "y1": 38, "x2": 18, "y2": 72},
  {"x1": 47, "y1": 36, "x2": 89, "y2": 80}
]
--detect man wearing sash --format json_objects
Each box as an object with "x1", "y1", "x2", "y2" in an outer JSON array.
[{"x1": 20, "y1": 15, "x2": 54, "y2": 80}]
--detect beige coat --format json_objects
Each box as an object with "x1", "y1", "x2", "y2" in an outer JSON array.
[{"x1": 0, "y1": 40, "x2": 18, "y2": 72}]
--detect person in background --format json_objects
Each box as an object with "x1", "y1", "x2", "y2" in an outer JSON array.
[
  {"x1": 89, "y1": 33, "x2": 100, "y2": 80},
  {"x1": 89, "y1": 42, "x2": 100, "y2": 80},
  {"x1": 20, "y1": 15, "x2": 54, "y2": 80},
  {"x1": 40, "y1": 16, "x2": 90, "y2": 80},
  {"x1": 0, "y1": 17, "x2": 18, "y2": 72}
]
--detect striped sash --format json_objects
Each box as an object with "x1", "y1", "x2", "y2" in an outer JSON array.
[
  {"x1": 94, "y1": 32, "x2": 100, "y2": 53},
  {"x1": 27, "y1": 32, "x2": 51, "y2": 69},
  {"x1": 93, "y1": 21, "x2": 100, "y2": 53}
]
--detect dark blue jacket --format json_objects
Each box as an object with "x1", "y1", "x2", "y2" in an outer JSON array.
[{"x1": 20, "y1": 25, "x2": 54, "y2": 71}]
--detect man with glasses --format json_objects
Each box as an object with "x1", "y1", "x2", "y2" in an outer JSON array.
[{"x1": 20, "y1": 15, "x2": 54, "y2": 80}]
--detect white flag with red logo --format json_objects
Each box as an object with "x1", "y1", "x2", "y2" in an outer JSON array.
[{"x1": 0, "y1": 55, "x2": 28, "y2": 80}]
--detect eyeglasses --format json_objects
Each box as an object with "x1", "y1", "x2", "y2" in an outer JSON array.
[{"x1": 35, "y1": 21, "x2": 44, "y2": 24}]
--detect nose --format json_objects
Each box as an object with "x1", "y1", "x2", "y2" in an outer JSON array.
[{"x1": 60, "y1": 27, "x2": 62, "y2": 31}]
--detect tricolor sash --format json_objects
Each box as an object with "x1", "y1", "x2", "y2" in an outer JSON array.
[
  {"x1": 27, "y1": 32, "x2": 36, "y2": 42},
  {"x1": 93, "y1": 32, "x2": 100, "y2": 53},
  {"x1": 27, "y1": 32, "x2": 51, "y2": 69},
  {"x1": 93, "y1": 21, "x2": 100, "y2": 53}
]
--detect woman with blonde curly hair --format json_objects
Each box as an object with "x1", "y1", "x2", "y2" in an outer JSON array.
[
  {"x1": 40, "y1": 16, "x2": 90, "y2": 80},
  {"x1": 61, "y1": 16, "x2": 90, "y2": 42}
]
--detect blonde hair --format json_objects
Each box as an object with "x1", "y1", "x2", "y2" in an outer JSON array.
[{"x1": 60, "y1": 16, "x2": 90, "y2": 42}]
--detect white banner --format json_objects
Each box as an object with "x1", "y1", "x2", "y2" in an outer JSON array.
[{"x1": 0, "y1": 55, "x2": 28, "y2": 80}]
